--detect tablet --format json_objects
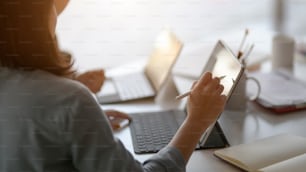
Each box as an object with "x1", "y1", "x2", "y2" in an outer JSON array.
[{"x1": 199, "y1": 40, "x2": 245, "y2": 146}]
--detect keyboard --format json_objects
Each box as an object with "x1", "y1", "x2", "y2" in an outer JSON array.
[
  {"x1": 129, "y1": 110, "x2": 228, "y2": 154},
  {"x1": 113, "y1": 73, "x2": 155, "y2": 101},
  {"x1": 129, "y1": 110, "x2": 185, "y2": 153}
]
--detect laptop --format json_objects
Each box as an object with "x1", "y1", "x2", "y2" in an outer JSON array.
[
  {"x1": 97, "y1": 29, "x2": 183, "y2": 104},
  {"x1": 129, "y1": 40, "x2": 245, "y2": 154}
]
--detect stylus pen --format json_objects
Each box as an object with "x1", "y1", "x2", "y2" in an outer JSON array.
[
  {"x1": 175, "y1": 75, "x2": 226, "y2": 100},
  {"x1": 237, "y1": 29, "x2": 249, "y2": 59},
  {"x1": 240, "y1": 44, "x2": 255, "y2": 64}
]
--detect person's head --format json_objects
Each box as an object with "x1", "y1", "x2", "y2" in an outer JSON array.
[{"x1": 0, "y1": 0, "x2": 73, "y2": 76}]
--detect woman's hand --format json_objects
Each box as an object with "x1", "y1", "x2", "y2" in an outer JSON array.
[
  {"x1": 169, "y1": 72, "x2": 226, "y2": 162},
  {"x1": 104, "y1": 110, "x2": 132, "y2": 130},
  {"x1": 75, "y1": 69, "x2": 105, "y2": 93},
  {"x1": 186, "y1": 72, "x2": 226, "y2": 132}
]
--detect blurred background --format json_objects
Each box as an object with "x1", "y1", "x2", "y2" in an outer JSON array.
[{"x1": 56, "y1": 0, "x2": 306, "y2": 71}]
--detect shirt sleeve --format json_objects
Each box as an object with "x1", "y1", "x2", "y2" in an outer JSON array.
[{"x1": 67, "y1": 87, "x2": 186, "y2": 172}]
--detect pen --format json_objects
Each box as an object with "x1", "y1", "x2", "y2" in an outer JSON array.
[
  {"x1": 240, "y1": 44, "x2": 255, "y2": 65},
  {"x1": 175, "y1": 75, "x2": 226, "y2": 100},
  {"x1": 237, "y1": 29, "x2": 249, "y2": 59}
]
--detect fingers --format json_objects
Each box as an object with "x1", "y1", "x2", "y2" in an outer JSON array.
[
  {"x1": 193, "y1": 73, "x2": 222, "y2": 93},
  {"x1": 86, "y1": 70, "x2": 104, "y2": 80},
  {"x1": 191, "y1": 80, "x2": 198, "y2": 89},
  {"x1": 216, "y1": 95, "x2": 227, "y2": 106},
  {"x1": 220, "y1": 95, "x2": 227, "y2": 102},
  {"x1": 213, "y1": 95, "x2": 227, "y2": 110},
  {"x1": 93, "y1": 69, "x2": 105, "y2": 77},
  {"x1": 215, "y1": 84, "x2": 224, "y2": 95},
  {"x1": 196, "y1": 72, "x2": 212, "y2": 89},
  {"x1": 105, "y1": 110, "x2": 132, "y2": 130},
  {"x1": 86, "y1": 69, "x2": 105, "y2": 77},
  {"x1": 186, "y1": 72, "x2": 227, "y2": 128},
  {"x1": 205, "y1": 77, "x2": 221, "y2": 92},
  {"x1": 189, "y1": 73, "x2": 225, "y2": 111},
  {"x1": 105, "y1": 110, "x2": 132, "y2": 121},
  {"x1": 193, "y1": 72, "x2": 222, "y2": 91},
  {"x1": 76, "y1": 69, "x2": 105, "y2": 93}
]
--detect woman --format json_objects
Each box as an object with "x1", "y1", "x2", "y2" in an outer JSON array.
[{"x1": 0, "y1": 0, "x2": 226, "y2": 171}]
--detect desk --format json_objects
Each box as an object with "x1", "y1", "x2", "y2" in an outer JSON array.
[{"x1": 101, "y1": 59, "x2": 306, "y2": 172}]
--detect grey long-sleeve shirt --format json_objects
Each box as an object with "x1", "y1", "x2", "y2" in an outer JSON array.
[{"x1": 0, "y1": 68, "x2": 185, "y2": 172}]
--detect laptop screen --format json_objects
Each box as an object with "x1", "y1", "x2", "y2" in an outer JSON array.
[{"x1": 145, "y1": 30, "x2": 183, "y2": 91}]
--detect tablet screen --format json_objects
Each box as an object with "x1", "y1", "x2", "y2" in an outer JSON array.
[{"x1": 211, "y1": 41, "x2": 244, "y2": 98}]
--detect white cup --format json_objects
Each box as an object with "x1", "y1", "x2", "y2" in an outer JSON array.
[
  {"x1": 226, "y1": 73, "x2": 261, "y2": 111},
  {"x1": 272, "y1": 34, "x2": 295, "y2": 71}
]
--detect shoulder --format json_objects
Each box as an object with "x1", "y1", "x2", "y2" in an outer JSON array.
[
  {"x1": 1, "y1": 68, "x2": 98, "y2": 110},
  {"x1": 18, "y1": 69, "x2": 97, "y2": 107},
  {"x1": 30, "y1": 70, "x2": 104, "y2": 130},
  {"x1": 33, "y1": 70, "x2": 91, "y2": 96}
]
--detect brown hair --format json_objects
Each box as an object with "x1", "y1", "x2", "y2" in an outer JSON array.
[{"x1": 0, "y1": 0, "x2": 74, "y2": 77}]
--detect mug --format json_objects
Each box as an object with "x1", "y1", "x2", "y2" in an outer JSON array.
[
  {"x1": 272, "y1": 34, "x2": 295, "y2": 72},
  {"x1": 226, "y1": 72, "x2": 261, "y2": 111}
]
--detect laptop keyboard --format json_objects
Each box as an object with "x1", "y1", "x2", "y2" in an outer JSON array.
[
  {"x1": 129, "y1": 110, "x2": 185, "y2": 154},
  {"x1": 129, "y1": 110, "x2": 229, "y2": 154},
  {"x1": 113, "y1": 73, "x2": 155, "y2": 101}
]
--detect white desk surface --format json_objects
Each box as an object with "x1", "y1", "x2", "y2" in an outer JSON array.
[{"x1": 101, "y1": 58, "x2": 306, "y2": 172}]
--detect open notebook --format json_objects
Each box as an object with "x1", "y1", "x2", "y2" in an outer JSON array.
[{"x1": 214, "y1": 134, "x2": 306, "y2": 172}]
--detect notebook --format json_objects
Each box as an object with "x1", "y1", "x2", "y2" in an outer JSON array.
[
  {"x1": 214, "y1": 134, "x2": 306, "y2": 172},
  {"x1": 129, "y1": 40, "x2": 244, "y2": 154},
  {"x1": 97, "y1": 29, "x2": 183, "y2": 104},
  {"x1": 247, "y1": 69, "x2": 306, "y2": 113}
]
